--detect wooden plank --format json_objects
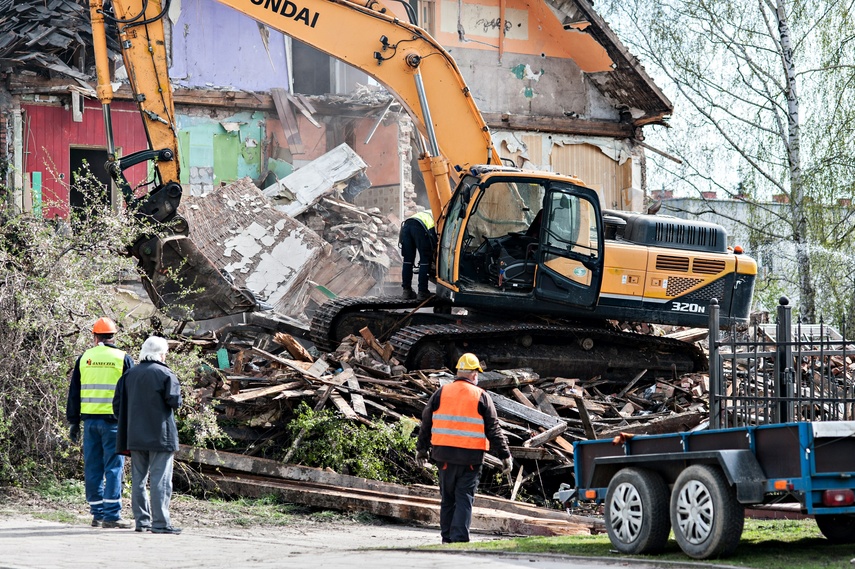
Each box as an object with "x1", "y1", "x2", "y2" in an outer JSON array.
[
  {"x1": 510, "y1": 466, "x2": 525, "y2": 502},
  {"x1": 329, "y1": 390, "x2": 359, "y2": 419},
  {"x1": 574, "y1": 395, "x2": 597, "y2": 440},
  {"x1": 228, "y1": 380, "x2": 306, "y2": 402},
  {"x1": 285, "y1": 91, "x2": 321, "y2": 128},
  {"x1": 482, "y1": 111, "x2": 634, "y2": 138},
  {"x1": 249, "y1": 347, "x2": 323, "y2": 379},
  {"x1": 364, "y1": 398, "x2": 403, "y2": 420},
  {"x1": 522, "y1": 422, "x2": 568, "y2": 448},
  {"x1": 273, "y1": 332, "x2": 313, "y2": 362},
  {"x1": 511, "y1": 388, "x2": 536, "y2": 409},
  {"x1": 358, "y1": 326, "x2": 391, "y2": 362},
  {"x1": 532, "y1": 388, "x2": 560, "y2": 417},
  {"x1": 178, "y1": 446, "x2": 590, "y2": 526},
  {"x1": 545, "y1": 393, "x2": 607, "y2": 414},
  {"x1": 552, "y1": 436, "x2": 576, "y2": 454},
  {"x1": 477, "y1": 369, "x2": 539, "y2": 389},
  {"x1": 508, "y1": 446, "x2": 557, "y2": 461},
  {"x1": 616, "y1": 369, "x2": 647, "y2": 398},
  {"x1": 270, "y1": 389, "x2": 318, "y2": 400},
  {"x1": 489, "y1": 391, "x2": 564, "y2": 429},
  {"x1": 270, "y1": 87, "x2": 303, "y2": 153},
  {"x1": 346, "y1": 375, "x2": 368, "y2": 416}
]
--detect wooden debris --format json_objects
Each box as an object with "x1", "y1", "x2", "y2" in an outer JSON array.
[
  {"x1": 188, "y1": 318, "x2": 729, "y2": 517},
  {"x1": 273, "y1": 333, "x2": 313, "y2": 362}
]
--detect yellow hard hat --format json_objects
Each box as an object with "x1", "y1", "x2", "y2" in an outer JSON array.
[{"x1": 456, "y1": 353, "x2": 483, "y2": 372}]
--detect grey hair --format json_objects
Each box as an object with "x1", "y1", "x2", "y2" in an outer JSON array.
[{"x1": 139, "y1": 336, "x2": 169, "y2": 362}]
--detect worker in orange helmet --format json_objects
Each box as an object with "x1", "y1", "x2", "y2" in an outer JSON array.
[
  {"x1": 416, "y1": 353, "x2": 512, "y2": 543},
  {"x1": 66, "y1": 317, "x2": 134, "y2": 529}
]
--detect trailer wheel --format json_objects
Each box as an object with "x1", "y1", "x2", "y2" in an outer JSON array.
[
  {"x1": 605, "y1": 467, "x2": 671, "y2": 554},
  {"x1": 815, "y1": 514, "x2": 855, "y2": 544},
  {"x1": 670, "y1": 465, "x2": 744, "y2": 559}
]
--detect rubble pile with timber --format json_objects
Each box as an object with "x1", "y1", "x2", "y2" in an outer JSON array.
[{"x1": 178, "y1": 324, "x2": 718, "y2": 534}]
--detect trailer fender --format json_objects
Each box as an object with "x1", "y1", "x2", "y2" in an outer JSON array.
[{"x1": 591, "y1": 449, "x2": 765, "y2": 504}]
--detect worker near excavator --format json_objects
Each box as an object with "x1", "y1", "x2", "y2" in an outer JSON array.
[
  {"x1": 416, "y1": 353, "x2": 513, "y2": 543},
  {"x1": 66, "y1": 317, "x2": 135, "y2": 529},
  {"x1": 399, "y1": 210, "x2": 437, "y2": 300}
]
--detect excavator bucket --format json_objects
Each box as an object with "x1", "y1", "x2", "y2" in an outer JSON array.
[{"x1": 134, "y1": 232, "x2": 258, "y2": 321}]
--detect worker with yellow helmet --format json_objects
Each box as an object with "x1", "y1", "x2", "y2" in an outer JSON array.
[
  {"x1": 66, "y1": 317, "x2": 135, "y2": 529},
  {"x1": 416, "y1": 353, "x2": 512, "y2": 543}
]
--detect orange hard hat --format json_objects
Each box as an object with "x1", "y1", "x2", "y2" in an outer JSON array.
[{"x1": 92, "y1": 317, "x2": 118, "y2": 334}]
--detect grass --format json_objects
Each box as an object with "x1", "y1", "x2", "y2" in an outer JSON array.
[{"x1": 447, "y1": 519, "x2": 854, "y2": 569}]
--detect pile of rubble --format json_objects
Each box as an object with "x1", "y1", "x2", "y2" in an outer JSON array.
[
  {"x1": 0, "y1": 0, "x2": 109, "y2": 81},
  {"x1": 180, "y1": 143, "x2": 403, "y2": 326},
  {"x1": 298, "y1": 196, "x2": 401, "y2": 285},
  {"x1": 187, "y1": 324, "x2": 714, "y2": 504}
]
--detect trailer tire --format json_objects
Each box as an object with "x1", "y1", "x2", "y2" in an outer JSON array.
[
  {"x1": 605, "y1": 467, "x2": 671, "y2": 554},
  {"x1": 670, "y1": 465, "x2": 743, "y2": 559},
  {"x1": 815, "y1": 514, "x2": 855, "y2": 544}
]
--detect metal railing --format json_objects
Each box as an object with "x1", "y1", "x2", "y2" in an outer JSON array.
[{"x1": 709, "y1": 297, "x2": 855, "y2": 429}]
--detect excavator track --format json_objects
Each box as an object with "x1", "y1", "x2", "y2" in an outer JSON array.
[
  {"x1": 390, "y1": 321, "x2": 707, "y2": 379},
  {"x1": 310, "y1": 295, "x2": 438, "y2": 353},
  {"x1": 310, "y1": 297, "x2": 707, "y2": 380}
]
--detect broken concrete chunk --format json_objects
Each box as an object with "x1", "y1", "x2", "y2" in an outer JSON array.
[{"x1": 263, "y1": 143, "x2": 369, "y2": 217}]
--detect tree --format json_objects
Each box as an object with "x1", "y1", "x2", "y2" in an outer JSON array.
[
  {"x1": 0, "y1": 167, "x2": 225, "y2": 485},
  {"x1": 601, "y1": 0, "x2": 855, "y2": 323}
]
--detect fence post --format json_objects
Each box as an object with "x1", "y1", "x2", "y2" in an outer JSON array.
[
  {"x1": 776, "y1": 297, "x2": 793, "y2": 423},
  {"x1": 709, "y1": 298, "x2": 721, "y2": 429}
]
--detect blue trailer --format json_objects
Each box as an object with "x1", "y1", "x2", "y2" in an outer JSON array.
[{"x1": 569, "y1": 420, "x2": 855, "y2": 558}]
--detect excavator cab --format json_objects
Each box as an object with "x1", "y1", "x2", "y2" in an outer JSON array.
[{"x1": 437, "y1": 170, "x2": 604, "y2": 314}]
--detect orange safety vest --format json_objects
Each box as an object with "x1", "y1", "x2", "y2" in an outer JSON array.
[{"x1": 430, "y1": 380, "x2": 489, "y2": 451}]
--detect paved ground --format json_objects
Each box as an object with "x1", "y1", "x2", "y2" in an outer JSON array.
[{"x1": 0, "y1": 515, "x2": 691, "y2": 569}]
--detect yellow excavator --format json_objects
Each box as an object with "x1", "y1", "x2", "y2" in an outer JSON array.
[{"x1": 89, "y1": 0, "x2": 757, "y2": 379}]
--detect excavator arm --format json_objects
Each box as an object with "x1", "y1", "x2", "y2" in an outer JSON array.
[{"x1": 89, "y1": 0, "x2": 501, "y2": 319}]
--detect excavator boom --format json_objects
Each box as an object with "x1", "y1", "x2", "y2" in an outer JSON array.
[{"x1": 90, "y1": 0, "x2": 502, "y2": 319}]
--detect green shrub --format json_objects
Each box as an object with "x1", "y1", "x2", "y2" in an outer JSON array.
[{"x1": 285, "y1": 402, "x2": 418, "y2": 483}]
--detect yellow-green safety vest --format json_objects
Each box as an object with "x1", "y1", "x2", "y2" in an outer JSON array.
[
  {"x1": 79, "y1": 344, "x2": 125, "y2": 415},
  {"x1": 410, "y1": 211, "x2": 435, "y2": 231}
]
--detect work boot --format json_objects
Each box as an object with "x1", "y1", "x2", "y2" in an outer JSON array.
[
  {"x1": 402, "y1": 287, "x2": 416, "y2": 300},
  {"x1": 91, "y1": 518, "x2": 103, "y2": 528},
  {"x1": 416, "y1": 290, "x2": 432, "y2": 301},
  {"x1": 102, "y1": 519, "x2": 132, "y2": 529}
]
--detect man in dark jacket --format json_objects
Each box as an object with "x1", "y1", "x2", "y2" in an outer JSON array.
[
  {"x1": 416, "y1": 353, "x2": 512, "y2": 543},
  {"x1": 113, "y1": 336, "x2": 183, "y2": 534}
]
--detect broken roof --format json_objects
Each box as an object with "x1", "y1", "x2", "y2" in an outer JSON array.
[
  {"x1": 0, "y1": 0, "x2": 118, "y2": 82},
  {"x1": 546, "y1": 0, "x2": 672, "y2": 125}
]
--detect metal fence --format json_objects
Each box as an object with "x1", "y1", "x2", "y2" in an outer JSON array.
[{"x1": 709, "y1": 297, "x2": 855, "y2": 429}]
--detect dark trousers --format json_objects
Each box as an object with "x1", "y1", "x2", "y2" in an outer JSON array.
[
  {"x1": 400, "y1": 219, "x2": 433, "y2": 293},
  {"x1": 437, "y1": 462, "x2": 482, "y2": 543}
]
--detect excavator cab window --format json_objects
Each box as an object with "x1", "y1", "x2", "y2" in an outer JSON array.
[{"x1": 442, "y1": 175, "x2": 544, "y2": 288}]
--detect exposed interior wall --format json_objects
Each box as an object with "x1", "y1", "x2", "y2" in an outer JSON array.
[
  {"x1": 495, "y1": 132, "x2": 640, "y2": 211},
  {"x1": 176, "y1": 107, "x2": 267, "y2": 195},
  {"x1": 435, "y1": 0, "x2": 612, "y2": 71},
  {"x1": 169, "y1": 0, "x2": 291, "y2": 92},
  {"x1": 19, "y1": 99, "x2": 149, "y2": 218}
]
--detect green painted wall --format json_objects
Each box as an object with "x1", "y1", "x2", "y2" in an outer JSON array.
[{"x1": 176, "y1": 111, "x2": 267, "y2": 187}]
